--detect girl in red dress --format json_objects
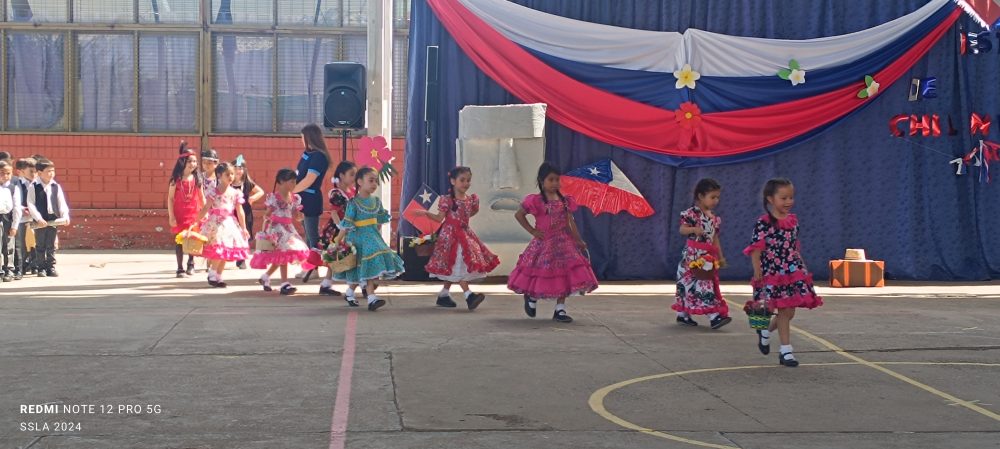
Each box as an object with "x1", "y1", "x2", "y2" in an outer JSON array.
[
  {"x1": 414, "y1": 167, "x2": 500, "y2": 310},
  {"x1": 167, "y1": 142, "x2": 204, "y2": 278}
]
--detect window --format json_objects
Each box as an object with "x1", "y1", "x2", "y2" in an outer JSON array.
[
  {"x1": 139, "y1": 34, "x2": 199, "y2": 132},
  {"x1": 139, "y1": 0, "x2": 200, "y2": 23},
  {"x1": 77, "y1": 34, "x2": 135, "y2": 131},
  {"x1": 74, "y1": 0, "x2": 134, "y2": 23},
  {"x1": 277, "y1": 36, "x2": 338, "y2": 132},
  {"x1": 6, "y1": 0, "x2": 67, "y2": 23},
  {"x1": 211, "y1": 0, "x2": 272, "y2": 25},
  {"x1": 0, "y1": 1, "x2": 409, "y2": 135},
  {"x1": 6, "y1": 32, "x2": 65, "y2": 129},
  {"x1": 213, "y1": 34, "x2": 274, "y2": 132}
]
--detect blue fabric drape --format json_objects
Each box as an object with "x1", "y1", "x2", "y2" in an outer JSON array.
[{"x1": 403, "y1": 0, "x2": 1000, "y2": 281}]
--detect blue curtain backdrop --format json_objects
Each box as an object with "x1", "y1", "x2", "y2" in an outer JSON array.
[{"x1": 403, "y1": 0, "x2": 1000, "y2": 281}]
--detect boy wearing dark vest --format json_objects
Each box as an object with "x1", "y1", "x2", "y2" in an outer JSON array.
[
  {"x1": 11, "y1": 158, "x2": 36, "y2": 279},
  {"x1": 26, "y1": 159, "x2": 69, "y2": 277}
]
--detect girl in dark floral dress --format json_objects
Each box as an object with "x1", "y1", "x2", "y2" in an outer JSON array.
[
  {"x1": 743, "y1": 178, "x2": 822, "y2": 367},
  {"x1": 313, "y1": 161, "x2": 357, "y2": 301},
  {"x1": 673, "y1": 178, "x2": 730, "y2": 329}
]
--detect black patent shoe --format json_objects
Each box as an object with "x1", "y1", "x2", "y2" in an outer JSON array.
[
  {"x1": 466, "y1": 293, "x2": 486, "y2": 310},
  {"x1": 710, "y1": 315, "x2": 732, "y2": 330},
  {"x1": 176, "y1": 270, "x2": 186, "y2": 278},
  {"x1": 779, "y1": 352, "x2": 799, "y2": 367},
  {"x1": 436, "y1": 295, "x2": 457, "y2": 308},
  {"x1": 319, "y1": 286, "x2": 342, "y2": 296},
  {"x1": 757, "y1": 330, "x2": 771, "y2": 355},
  {"x1": 258, "y1": 277, "x2": 272, "y2": 292},
  {"x1": 552, "y1": 309, "x2": 573, "y2": 323},
  {"x1": 676, "y1": 316, "x2": 698, "y2": 326},
  {"x1": 368, "y1": 298, "x2": 386, "y2": 311},
  {"x1": 523, "y1": 295, "x2": 536, "y2": 318},
  {"x1": 345, "y1": 297, "x2": 359, "y2": 307},
  {"x1": 280, "y1": 284, "x2": 297, "y2": 295}
]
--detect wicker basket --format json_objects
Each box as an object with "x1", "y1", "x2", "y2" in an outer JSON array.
[
  {"x1": 181, "y1": 231, "x2": 207, "y2": 256},
  {"x1": 328, "y1": 253, "x2": 357, "y2": 274},
  {"x1": 255, "y1": 238, "x2": 274, "y2": 252},
  {"x1": 414, "y1": 242, "x2": 435, "y2": 257}
]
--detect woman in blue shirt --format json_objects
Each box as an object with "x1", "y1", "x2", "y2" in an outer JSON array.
[{"x1": 293, "y1": 124, "x2": 331, "y2": 258}]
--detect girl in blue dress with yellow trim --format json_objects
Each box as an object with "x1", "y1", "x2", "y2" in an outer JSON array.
[{"x1": 334, "y1": 167, "x2": 405, "y2": 311}]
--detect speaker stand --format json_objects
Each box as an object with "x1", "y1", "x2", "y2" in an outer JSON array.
[{"x1": 341, "y1": 129, "x2": 349, "y2": 161}]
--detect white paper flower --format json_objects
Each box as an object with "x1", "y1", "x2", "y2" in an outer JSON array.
[
  {"x1": 789, "y1": 69, "x2": 806, "y2": 86},
  {"x1": 673, "y1": 64, "x2": 700, "y2": 90},
  {"x1": 865, "y1": 79, "x2": 880, "y2": 97}
]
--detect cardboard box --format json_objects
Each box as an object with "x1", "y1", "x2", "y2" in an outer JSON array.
[{"x1": 829, "y1": 259, "x2": 885, "y2": 287}]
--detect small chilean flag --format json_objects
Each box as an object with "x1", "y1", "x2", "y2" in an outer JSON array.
[
  {"x1": 561, "y1": 159, "x2": 655, "y2": 218},
  {"x1": 402, "y1": 184, "x2": 443, "y2": 235}
]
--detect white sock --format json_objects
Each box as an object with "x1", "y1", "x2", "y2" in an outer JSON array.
[
  {"x1": 367, "y1": 294, "x2": 379, "y2": 305},
  {"x1": 780, "y1": 344, "x2": 793, "y2": 355},
  {"x1": 463, "y1": 290, "x2": 472, "y2": 299},
  {"x1": 208, "y1": 270, "x2": 218, "y2": 281},
  {"x1": 320, "y1": 278, "x2": 332, "y2": 288},
  {"x1": 555, "y1": 303, "x2": 566, "y2": 312},
  {"x1": 345, "y1": 285, "x2": 357, "y2": 298},
  {"x1": 527, "y1": 299, "x2": 537, "y2": 308},
  {"x1": 281, "y1": 282, "x2": 291, "y2": 288},
  {"x1": 708, "y1": 312, "x2": 719, "y2": 320},
  {"x1": 759, "y1": 329, "x2": 771, "y2": 344},
  {"x1": 677, "y1": 311, "x2": 688, "y2": 318},
  {"x1": 439, "y1": 287, "x2": 450, "y2": 296}
]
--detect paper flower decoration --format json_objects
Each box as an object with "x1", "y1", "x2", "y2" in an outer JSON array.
[
  {"x1": 777, "y1": 59, "x2": 806, "y2": 86},
  {"x1": 673, "y1": 64, "x2": 700, "y2": 90},
  {"x1": 857, "y1": 75, "x2": 880, "y2": 99},
  {"x1": 356, "y1": 135, "x2": 397, "y2": 182},
  {"x1": 674, "y1": 102, "x2": 703, "y2": 129}
]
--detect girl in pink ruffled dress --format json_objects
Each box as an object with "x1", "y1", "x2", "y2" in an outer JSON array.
[
  {"x1": 196, "y1": 162, "x2": 250, "y2": 288},
  {"x1": 252, "y1": 169, "x2": 311, "y2": 295},
  {"x1": 507, "y1": 162, "x2": 598, "y2": 323},
  {"x1": 743, "y1": 178, "x2": 823, "y2": 367}
]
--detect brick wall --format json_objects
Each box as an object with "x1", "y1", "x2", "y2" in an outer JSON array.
[{"x1": 1, "y1": 134, "x2": 406, "y2": 249}]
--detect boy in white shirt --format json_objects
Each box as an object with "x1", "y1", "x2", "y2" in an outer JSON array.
[{"x1": 0, "y1": 161, "x2": 13, "y2": 281}]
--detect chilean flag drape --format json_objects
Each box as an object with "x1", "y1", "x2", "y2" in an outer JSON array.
[
  {"x1": 425, "y1": 0, "x2": 962, "y2": 164},
  {"x1": 561, "y1": 159, "x2": 655, "y2": 218}
]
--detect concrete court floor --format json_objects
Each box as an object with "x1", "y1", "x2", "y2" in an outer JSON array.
[{"x1": 1, "y1": 251, "x2": 998, "y2": 449}]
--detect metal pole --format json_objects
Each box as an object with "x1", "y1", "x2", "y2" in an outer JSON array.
[{"x1": 367, "y1": 0, "x2": 392, "y2": 244}]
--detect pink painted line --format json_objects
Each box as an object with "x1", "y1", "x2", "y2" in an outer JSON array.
[{"x1": 329, "y1": 311, "x2": 358, "y2": 449}]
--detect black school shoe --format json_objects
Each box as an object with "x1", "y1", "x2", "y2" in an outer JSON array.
[
  {"x1": 258, "y1": 277, "x2": 272, "y2": 292},
  {"x1": 175, "y1": 270, "x2": 185, "y2": 279},
  {"x1": 552, "y1": 309, "x2": 573, "y2": 323},
  {"x1": 436, "y1": 295, "x2": 457, "y2": 308},
  {"x1": 710, "y1": 315, "x2": 732, "y2": 330},
  {"x1": 344, "y1": 297, "x2": 360, "y2": 307},
  {"x1": 319, "y1": 286, "x2": 342, "y2": 296},
  {"x1": 236, "y1": 260, "x2": 247, "y2": 269},
  {"x1": 676, "y1": 316, "x2": 698, "y2": 326},
  {"x1": 466, "y1": 293, "x2": 486, "y2": 310},
  {"x1": 280, "y1": 284, "x2": 297, "y2": 296},
  {"x1": 779, "y1": 352, "x2": 799, "y2": 367},
  {"x1": 368, "y1": 298, "x2": 386, "y2": 311},
  {"x1": 46, "y1": 269, "x2": 58, "y2": 277},
  {"x1": 756, "y1": 330, "x2": 771, "y2": 355},
  {"x1": 523, "y1": 295, "x2": 536, "y2": 318}
]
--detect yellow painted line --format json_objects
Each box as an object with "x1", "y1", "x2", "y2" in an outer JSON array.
[
  {"x1": 789, "y1": 324, "x2": 1000, "y2": 423},
  {"x1": 590, "y1": 361, "x2": 1000, "y2": 448},
  {"x1": 588, "y1": 363, "x2": 857, "y2": 449}
]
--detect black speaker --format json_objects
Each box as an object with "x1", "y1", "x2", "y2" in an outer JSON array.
[
  {"x1": 424, "y1": 46, "x2": 440, "y2": 123},
  {"x1": 323, "y1": 62, "x2": 366, "y2": 129}
]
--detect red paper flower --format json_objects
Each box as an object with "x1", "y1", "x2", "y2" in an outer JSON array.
[
  {"x1": 356, "y1": 136, "x2": 392, "y2": 167},
  {"x1": 674, "y1": 102, "x2": 702, "y2": 130}
]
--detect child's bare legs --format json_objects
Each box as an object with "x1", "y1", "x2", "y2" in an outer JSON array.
[
  {"x1": 279, "y1": 264, "x2": 289, "y2": 284},
  {"x1": 772, "y1": 307, "x2": 798, "y2": 366},
  {"x1": 553, "y1": 296, "x2": 572, "y2": 322}
]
